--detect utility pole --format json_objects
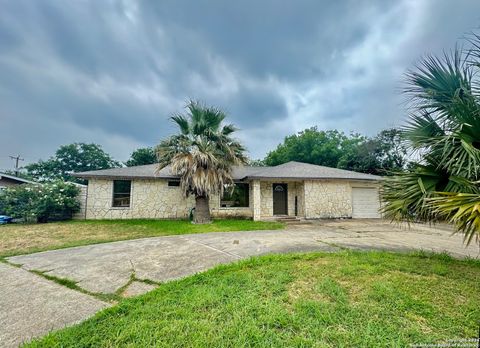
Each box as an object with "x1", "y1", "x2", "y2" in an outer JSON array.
[{"x1": 9, "y1": 155, "x2": 24, "y2": 176}]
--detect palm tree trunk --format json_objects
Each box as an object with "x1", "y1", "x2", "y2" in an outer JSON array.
[{"x1": 194, "y1": 195, "x2": 211, "y2": 224}]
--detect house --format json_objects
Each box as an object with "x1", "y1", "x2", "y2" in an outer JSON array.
[
  {"x1": 0, "y1": 172, "x2": 36, "y2": 189},
  {"x1": 74, "y1": 161, "x2": 382, "y2": 221}
]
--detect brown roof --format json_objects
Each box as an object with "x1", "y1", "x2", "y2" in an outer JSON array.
[{"x1": 74, "y1": 161, "x2": 381, "y2": 181}]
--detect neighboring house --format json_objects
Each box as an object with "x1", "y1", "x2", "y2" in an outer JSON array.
[
  {"x1": 0, "y1": 172, "x2": 36, "y2": 189},
  {"x1": 75, "y1": 161, "x2": 382, "y2": 221},
  {"x1": 0, "y1": 172, "x2": 87, "y2": 219}
]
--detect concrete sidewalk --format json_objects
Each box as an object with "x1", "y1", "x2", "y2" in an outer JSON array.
[
  {"x1": 0, "y1": 263, "x2": 108, "y2": 348},
  {"x1": 2, "y1": 220, "x2": 479, "y2": 346}
]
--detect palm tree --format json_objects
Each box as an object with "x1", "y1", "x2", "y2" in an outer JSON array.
[
  {"x1": 381, "y1": 35, "x2": 480, "y2": 245},
  {"x1": 156, "y1": 101, "x2": 248, "y2": 224}
]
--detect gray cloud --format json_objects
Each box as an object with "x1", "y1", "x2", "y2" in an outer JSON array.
[{"x1": 1, "y1": 0, "x2": 480, "y2": 171}]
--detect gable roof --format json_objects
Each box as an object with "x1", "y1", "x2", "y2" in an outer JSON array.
[{"x1": 74, "y1": 161, "x2": 381, "y2": 181}]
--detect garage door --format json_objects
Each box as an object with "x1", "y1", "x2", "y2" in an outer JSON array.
[{"x1": 352, "y1": 187, "x2": 380, "y2": 218}]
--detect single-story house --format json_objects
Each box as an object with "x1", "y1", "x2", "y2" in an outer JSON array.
[
  {"x1": 0, "y1": 172, "x2": 36, "y2": 189},
  {"x1": 75, "y1": 161, "x2": 382, "y2": 221}
]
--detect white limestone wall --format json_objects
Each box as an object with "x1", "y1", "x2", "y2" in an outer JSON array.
[
  {"x1": 303, "y1": 180, "x2": 352, "y2": 218},
  {"x1": 73, "y1": 185, "x2": 87, "y2": 219},
  {"x1": 252, "y1": 180, "x2": 261, "y2": 221},
  {"x1": 85, "y1": 179, "x2": 252, "y2": 220},
  {"x1": 85, "y1": 178, "x2": 378, "y2": 221}
]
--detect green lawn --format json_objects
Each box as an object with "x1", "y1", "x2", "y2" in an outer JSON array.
[
  {"x1": 0, "y1": 219, "x2": 284, "y2": 258},
  {"x1": 26, "y1": 251, "x2": 480, "y2": 347}
]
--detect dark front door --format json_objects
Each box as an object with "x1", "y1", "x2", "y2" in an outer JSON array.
[{"x1": 273, "y1": 183, "x2": 288, "y2": 215}]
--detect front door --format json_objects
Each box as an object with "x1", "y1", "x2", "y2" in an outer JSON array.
[{"x1": 273, "y1": 183, "x2": 288, "y2": 215}]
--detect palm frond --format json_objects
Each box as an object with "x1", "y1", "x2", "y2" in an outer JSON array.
[
  {"x1": 157, "y1": 101, "x2": 247, "y2": 199},
  {"x1": 427, "y1": 192, "x2": 480, "y2": 245},
  {"x1": 171, "y1": 115, "x2": 190, "y2": 135},
  {"x1": 404, "y1": 48, "x2": 472, "y2": 115},
  {"x1": 383, "y1": 33, "x2": 480, "y2": 245}
]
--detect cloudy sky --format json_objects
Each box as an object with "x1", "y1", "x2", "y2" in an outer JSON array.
[{"x1": 1, "y1": 0, "x2": 480, "y2": 171}]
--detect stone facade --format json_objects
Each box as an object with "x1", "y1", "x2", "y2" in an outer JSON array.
[
  {"x1": 252, "y1": 180, "x2": 261, "y2": 221},
  {"x1": 85, "y1": 178, "x2": 253, "y2": 220},
  {"x1": 303, "y1": 180, "x2": 352, "y2": 218},
  {"x1": 73, "y1": 185, "x2": 87, "y2": 219},
  {"x1": 83, "y1": 178, "x2": 379, "y2": 220}
]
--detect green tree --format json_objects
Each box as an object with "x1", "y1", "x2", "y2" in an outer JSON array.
[
  {"x1": 338, "y1": 128, "x2": 408, "y2": 175},
  {"x1": 264, "y1": 127, "x2": 406, "y2": 174},
  {"x1": 264, "y1": 128, "x2": 362, "y2": 167},
  {"x1": 25, "y1": 143, "x2": 120, "y2": 184},
  {"x1": 381, "y1": 36, "x2": 480, "y2": 244},
  {"x1": 125, "y1": 147, "x2": 157, "y2": 167},
  {"x1": 248, "y1": 159, "x2": 266, "y2": 167},
  {"x1": 156, "y1": 101, "x2": 248, "y2": 224}
]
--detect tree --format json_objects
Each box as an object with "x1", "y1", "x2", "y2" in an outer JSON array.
[
  {"x1": 264, "y1": 127, "x2": 407, "y2": 175},
  {"x1": 125, "y1": 147, "x2": 157, "y2": 167},
  {"x1": 381, "y1": 36, "x2": 480, "y2": 244},
  {"x1": 264, "y1": 128, "x2": 362, "y2": 167},
  {"x1": 338, "y1": 128, "x2": 408, "y2": 175},
  {"x1": 248, "y1": 159, "x2": 266, "y2": 167},
  {"x1": 156, "y1": 101, "x2": 247, "y2": 224},
  {"x1": 25, "y1": 143, "x2": 120, "y2": 183}
]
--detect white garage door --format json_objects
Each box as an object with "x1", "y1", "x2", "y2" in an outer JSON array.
[{"x1": 352, "y1": 187, "x2": 381, "y2": 218}]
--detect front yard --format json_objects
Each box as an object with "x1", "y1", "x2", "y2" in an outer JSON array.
[
  {"x1": 26, "y1": 251, "x2": 480, "y2": 347},
  {"x1": 0, "y1": 219, "x2": 284, "y2": 258}
]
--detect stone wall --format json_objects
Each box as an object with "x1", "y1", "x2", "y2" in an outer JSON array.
[
  {"x1": 85, "y1": 178, "x2": 378, "y2": 220},
  {"x1": 85, "y1": 178, "x2": 252, "y2": 220},
  {"x1": 73, "y1": 184, "x2": 87, "y2": 219},
  {"x1": 303, "y1": 180, "x2": 352, "y2": 218},
  {"x1": 252, "y1": 180, "x2": 261, "y2": 220}
]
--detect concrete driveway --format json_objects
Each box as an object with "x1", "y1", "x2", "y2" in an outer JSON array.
[{"x1": 1, "y1": 219, "x2": 479, "y2": 346}]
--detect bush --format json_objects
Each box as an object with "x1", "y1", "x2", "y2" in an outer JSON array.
[{"x1": 0, "y1": 181, "x2": 80, "y2": 222}]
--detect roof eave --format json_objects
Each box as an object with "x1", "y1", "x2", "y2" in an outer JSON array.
[
  {"x1": 244, "y1": 176, "x2": 382, "y2": 181},
  {"x1": 74, "y1": 174, "x2": 179, "y2": 180}
]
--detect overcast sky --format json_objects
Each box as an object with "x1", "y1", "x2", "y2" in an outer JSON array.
[{"x1": 1, "y1": 0, "x2": 480, "y2": 171}]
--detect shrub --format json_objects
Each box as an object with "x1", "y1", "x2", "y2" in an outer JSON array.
[{"x1": 0, "y1": 181, "x2": 80, "y2": 222}]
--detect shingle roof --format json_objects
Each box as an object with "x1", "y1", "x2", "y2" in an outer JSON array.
[
  {"x1": 74, "y1": 161, "x2": 381, "y2": 181},
  {"x1": 246, "y1": 161, "x2": 381, "y2": 180}
]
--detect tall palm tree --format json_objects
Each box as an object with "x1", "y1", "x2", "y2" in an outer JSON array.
[
  {"x1": 381, "y1": 35, "x2": 480, "y2": 245},
  {"x1": 156, "y1": 101, "x2": 248, "y2": 224}
]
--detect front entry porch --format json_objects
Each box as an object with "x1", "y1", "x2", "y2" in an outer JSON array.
[{"x1": 252, "y1": 180, "x2": 305, "y2": 221}]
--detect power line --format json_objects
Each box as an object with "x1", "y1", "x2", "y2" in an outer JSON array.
[{"x1": 9, "y1": 155, "x2": 24, "y2": 176}]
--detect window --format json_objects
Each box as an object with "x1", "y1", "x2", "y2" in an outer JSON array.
[
  {"x1": 168, "y1": 180, "x2": 180, "y2": 187},
  {"x1": 221, "y1": 183, "x2": 249, "y2": 208},
  {"x1": 112, "y1": 180, "x2": 131, "y2": 207}
]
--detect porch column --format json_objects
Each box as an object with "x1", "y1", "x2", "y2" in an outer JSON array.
[{"x1": 252, "y1": 180, "x2": 261, "y2": 221}]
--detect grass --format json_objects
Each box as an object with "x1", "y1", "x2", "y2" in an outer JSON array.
[
  {"x1": 25, "y1": 251, "x2": 480, "y2": 347},
  {"x1": 0, "y1": 219, "x2": 284, "y2": 258}
]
